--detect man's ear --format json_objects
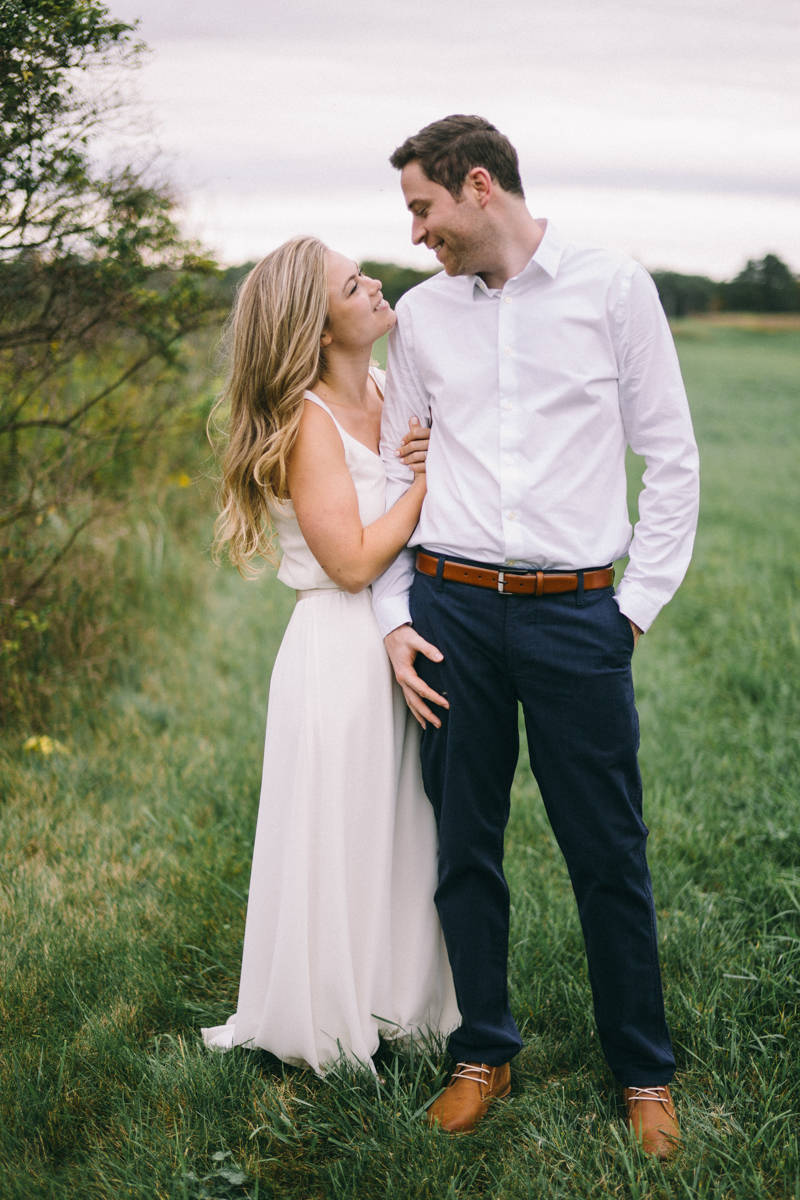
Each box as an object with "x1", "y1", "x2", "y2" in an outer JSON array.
[
  {"x1": 320, "y1": 332, "x2": 333, "y2": 347},
  {"x1": 466, "y1": 166, "x2": 493, "y2": 207}
]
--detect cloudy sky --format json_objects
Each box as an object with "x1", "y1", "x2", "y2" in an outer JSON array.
[{"x1": 107, "y1": 0, "x2": 800, "y2": 277}]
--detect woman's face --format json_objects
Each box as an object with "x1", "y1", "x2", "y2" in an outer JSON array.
[{"x1": 324, "y1": 250, "x2": 396, "y2": 351}]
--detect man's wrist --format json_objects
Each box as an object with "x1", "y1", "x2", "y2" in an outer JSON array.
[
  {"x1": 374, "y1": 595, "x2": 413, "y2": 640},
  {"x1": 384, "y1": 621, "x2": 412, "y2": 641},
  {"x1": 628, "y1": 618, "x2": 643, "y2": 648},
  {"x1": 613, "y1": 583, "x2": 655, "y2": 635}
]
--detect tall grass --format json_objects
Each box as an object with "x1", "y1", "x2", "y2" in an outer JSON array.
[
  {"x1": 0, "y1": 325, "x2": 799, "y2": 1198},
  {"x1": 0, "y1": 331, "x2": 222, "y2": 730}
]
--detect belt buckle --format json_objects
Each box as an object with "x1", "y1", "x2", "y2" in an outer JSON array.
[{"x1": 497, "y1": 571, "x2": 506, "y2": 594}]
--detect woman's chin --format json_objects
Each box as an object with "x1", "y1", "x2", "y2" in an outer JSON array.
[{"x1": 363, "y1": 310, "x2": 396, "y2": 349}]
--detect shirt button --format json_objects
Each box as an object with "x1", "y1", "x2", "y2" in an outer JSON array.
[
  {"x1": 506, "y1": 511, "x2": 516, "y2": 520},
  {"x1": 503, "y1": 401, "x2": 513, "y2": 410},
  {"x1": 507, "y1": 559, "x2": 516, "y2": 565},
  {"x1": 504, "y1": 297, "x2": 512, "y2": 305},
  {"x1": 504, "y1": 455, "x2": 513, "y2": 465},
  {"x1": 504, "y1": 346, "x2": 511, "y2": 355}
]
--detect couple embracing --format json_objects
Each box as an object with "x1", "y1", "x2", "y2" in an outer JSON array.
[{"x1": 203, "y1": 115, "x2": 699, "y2": 1158}]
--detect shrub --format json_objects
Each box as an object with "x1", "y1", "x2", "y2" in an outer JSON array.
[{"x1": 0, "y1": 1, "x2": 225, "y2": 723}]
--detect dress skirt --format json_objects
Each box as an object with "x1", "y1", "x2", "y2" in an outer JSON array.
[{"x1": 202, "y1": 588, "x2": 459, "y2": 1073}]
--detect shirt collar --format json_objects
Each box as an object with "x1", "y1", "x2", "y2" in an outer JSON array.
[
  {"x1": 469, "y1": 219, "x2": 564, "y2": 298},
  {"x1": 528, "y1": 219, "x2": 564, "y2": 280}
]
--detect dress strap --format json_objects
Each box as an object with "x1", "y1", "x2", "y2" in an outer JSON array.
[
  {"x1": 303, "y1": 391, "x2": 335, "y2": 418},
  {"x1": 303, "y1": 382, "x2": 383, "y2": 460},
  {"x1": 303, "y1": 390, "x2": 348, "y2": 443}
]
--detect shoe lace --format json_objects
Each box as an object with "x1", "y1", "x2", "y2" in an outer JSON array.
[
  {"x1": 451, "y1": 1063, "x2": 491, "y2": 1084},
  {"x1": 628, "y1": 1087, "x2": 670, "y2": 1105}
]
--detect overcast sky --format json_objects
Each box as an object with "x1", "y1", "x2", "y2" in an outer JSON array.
[{"x1": 107, "y1": 0, "x2": 800, "y2": 276}]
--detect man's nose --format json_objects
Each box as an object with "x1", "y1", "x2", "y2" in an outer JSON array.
[{"x1": 411, "y1": 216, "x2": 426, "y2": 246}]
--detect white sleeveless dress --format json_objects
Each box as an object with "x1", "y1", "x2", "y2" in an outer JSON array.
[{"x1": 202, "y1": 373, "x2": 459, "y2": 1074}]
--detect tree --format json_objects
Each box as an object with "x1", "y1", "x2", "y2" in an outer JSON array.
[
  {"x1": 0, "y1": 1, "x2": 221, "y2": 598},
  {"x1": 649, "y1": 271, "x2": 718, "y2": 317},
  {"x1": 720, "y1": 254, "x2": 800, "y2": 313},
  {"x1": 0, "y1": 0, "x2": 223, "y2": 719},
  {"x1": 359, "y1": 261, "x2": 438, "y2": 311}
]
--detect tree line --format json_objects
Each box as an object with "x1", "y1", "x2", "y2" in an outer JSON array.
[
  {"x1": 650, "y1": 257, "x2": 800, "y2": 317},
  {"x1": 357, "y1": 259, "x2": 800, "y2": 318}
]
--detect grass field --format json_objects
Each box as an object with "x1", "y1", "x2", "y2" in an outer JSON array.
[{"x1": 1, "y1": 324, "x2": 799, "y2": 1198}]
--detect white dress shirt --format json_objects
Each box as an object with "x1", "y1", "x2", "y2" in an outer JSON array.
[{"x1": 372, "y1": 221, "x2": 699, "y2": 638}]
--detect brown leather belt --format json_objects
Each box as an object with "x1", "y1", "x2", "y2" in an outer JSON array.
[{"x1": 416, "y1": 551, "x2": 614, "y2": 596}]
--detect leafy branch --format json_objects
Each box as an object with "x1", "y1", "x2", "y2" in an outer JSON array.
[{"x1": 0, "y1": 0, "x2": 226, "y2": 623}]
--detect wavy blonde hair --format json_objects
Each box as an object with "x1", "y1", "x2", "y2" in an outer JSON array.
[{"x1": 211, "y1": 235, "x2": 329, "y2": 573}]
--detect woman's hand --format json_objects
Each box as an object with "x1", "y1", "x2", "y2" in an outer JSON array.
[{"x1": 395, "y1": 417, "x2": 430, "y2": 474}]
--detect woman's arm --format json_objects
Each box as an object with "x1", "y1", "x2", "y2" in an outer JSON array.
[{"x1": 287, "y1": 401, "x2": 426, "y2": 593}]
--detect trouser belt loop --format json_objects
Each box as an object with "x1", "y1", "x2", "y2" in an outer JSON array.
[
  {"x1": 576, "y1": 569, "x2": 585, "y2": 608},
  {"x1": 435, "y1": 554, "x2": 446, "y2": 593}
]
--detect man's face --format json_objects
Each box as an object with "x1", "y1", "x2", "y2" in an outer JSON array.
[{"x1": 400, "y1": 161, "x2": 490, "y2": 277}]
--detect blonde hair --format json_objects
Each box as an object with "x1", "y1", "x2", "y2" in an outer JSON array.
[{"x1": 211, "y1": 236, "x2": 329, "y2": 573}]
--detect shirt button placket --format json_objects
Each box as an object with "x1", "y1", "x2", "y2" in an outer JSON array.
[{"x1": 499, "y1": 289, "x2": 518, "y2": 562}]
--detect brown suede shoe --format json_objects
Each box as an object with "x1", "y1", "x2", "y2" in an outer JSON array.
[
  {"x1": 624, "y1": 1086, "x2": 680, "y2": 1159},
  {"x1": 427, "y1": 1061, "x2": 511, "y2": 1133}
]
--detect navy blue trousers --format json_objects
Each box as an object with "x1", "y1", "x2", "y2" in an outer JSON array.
[{"x1": 411, "y1": 557, "x2": 676, "y2": 1086}]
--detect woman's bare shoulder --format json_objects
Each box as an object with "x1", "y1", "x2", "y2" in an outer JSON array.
[{"x1": 290, "y1": 397, "x2": 346, "y2": 472}]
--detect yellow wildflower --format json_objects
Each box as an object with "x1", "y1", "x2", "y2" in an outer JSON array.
[{"x1": 23, "y1": 735, "x2": 70, "y2": 756}]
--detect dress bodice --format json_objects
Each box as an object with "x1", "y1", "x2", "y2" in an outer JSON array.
[{"x1": 273, "y1": 369, "x2": 387, "y2": 591}]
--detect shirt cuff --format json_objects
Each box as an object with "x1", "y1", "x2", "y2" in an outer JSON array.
[
  {"x1": 373, "y1": 594, "x2": 412, "y2": 640},
  {"x1": 613, "y1": 579, "x2": 662, "y2": 634}
]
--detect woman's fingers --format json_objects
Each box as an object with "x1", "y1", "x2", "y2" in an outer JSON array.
[
  {"x1": 403, "y1": 450, "x2": 427, "y2": 474},
  {"x1": 395, "y1": 417, "x2": 430, "y2": 458},
  {"x1": 401, "y1": 426, "x2": 430, "y2": 445},
  {"x1": 397, "y1": 437, "x2": 430, "y2": 468}
]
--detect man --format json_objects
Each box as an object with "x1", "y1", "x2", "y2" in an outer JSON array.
[{"x1": 372, "y1": 115, "x2": 699, "y2": 1156}]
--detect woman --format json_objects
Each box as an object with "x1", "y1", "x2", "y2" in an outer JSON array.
[{"x1": 202, "y1": 236, "x2": 459, "y2": 1074}]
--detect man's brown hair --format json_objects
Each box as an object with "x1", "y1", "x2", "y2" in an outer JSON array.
[{"x1": 389, "y1": 115, "x2": 524, "y2": 200}]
